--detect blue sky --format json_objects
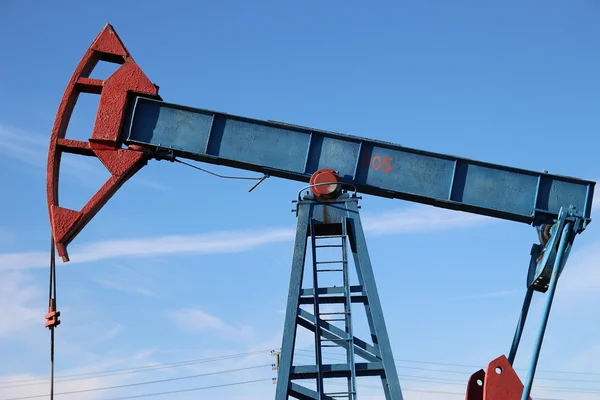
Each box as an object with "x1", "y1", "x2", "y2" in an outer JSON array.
[{"x1": 1, "y1": 1, "x2": 599, "y2": 399}]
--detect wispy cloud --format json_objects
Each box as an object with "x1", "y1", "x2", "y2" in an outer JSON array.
[
  {"x1": 96, "y1": 279, "x2": 155, "y2": 297},
  {"x1": 0, "y1": 270, "x2": 44, "y2": 337},
  {"x1": 0, "y1": 227, "x2": 17, "y2": 249},
  {"x1": 0, "y1": 124, "x2": 48, "y2": 167},
  {"x1": 0, "y1": 205, "x2": 490, "y2": 270},
  {"x1": 0, "y1": 347, "x2": 160, "y2": 400},
  {"x1": 103, "y1": 324, "x2": 123, "y2": 340},
  {"x1": 167, "y1": 308, "x2": 253, "y2": 342},
  {"x1": 467, "y1": 289, "x2": 522, "y2": 299},
  {"x1": 93, "y1": 265, "x2": 159, "y2": 297},
  {"x1": 558, "y1": 239, "x2": 600, "y2": 297},
  {"x1": 94, "y1": 262, "x2": 158, "y2": 297},
  {"x1": 362, "y1": 205, "x2": 488, "y2": 235},
  {"x1": 169, "y1": 308, "x2": 228, "y2": 332},
  {"x1": 0, "y1": 123, "x2": 167, "y2": 191}
]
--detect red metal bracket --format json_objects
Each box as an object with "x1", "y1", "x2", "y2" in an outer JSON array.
[
  {"x1": 47, "y1": 24, "x2": 161, "y2": 261},
  {"x1": 44, "y1": 298, "x2": 61, "y2": 329},
  {"x1": 465, "y1": 355, "x2": 532, "y2": 400}
]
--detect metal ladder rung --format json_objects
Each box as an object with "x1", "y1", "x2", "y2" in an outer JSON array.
[
  {"x1": 314, "y1": 234, "x2": 346, "y2": 239},
  {"x1": 309, "y1": 218, "x2": 357, "y2": 399},
  {"x1": 316, "y1": 260, "x2": 347, "y2": 264}
]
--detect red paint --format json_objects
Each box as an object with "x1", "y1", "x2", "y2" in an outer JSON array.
[
  {"x1": 465, "y1": 355, "x2": 532, "y2": 400},
  {"x1": 44, "y1": 298, "x2": 61, "y2": 329},
  {"x1": 309, "y1": 169, "x2": 341, "y2": 199},
  {"x1": 46, "y1": 24, "x2": 161, "y2": 262},
  {"x1": 382, "y1": 156, "x2": 392, "y2": 172},
  {"x1": 371, "y1": 155, "x2": 382, "y2": 170},
  {"x1": 465, "y1": 369, "x2": 485, "y2": 400},
  {"x1": 361, "y1": 153, "x2": 393, "y2": 173}
]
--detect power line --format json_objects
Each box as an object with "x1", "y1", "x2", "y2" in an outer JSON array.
[
  {"x1": 100, "y1": 378, "x2": 273, "y2": 400},
  {"x1": 296, "y1": 348, "x2": 600, "y2": 378},
  {"x1": 0, "y1": 365, "x2": 271, "y2": 400},
  {"x1": 5, "y1": 348, "x2": 600, "y2": 396},
  {"x1": 393, "y1": 356, "x2": 600, "y2": 377},
  {"x1": 327, "y1": 381, "x2": 565, "y2": 400},
  {"x1": 0, "y1": 349, "x2": 272, "y2": 387},
  {"x1": 395, "y1": 364, "x2": 600, "y2": 384},
  {"x1": 98, "y1": 379, "x2": 563, "y2": 400},
  {"x1": 5, "y1": 353, "x2": 596, "y2": 399},
  {"x1": 5, "y1": 347, "x2": 598, "y2": 389},
  {"x1": 293, "y1": 351, "x2": 600, "y2": 395}
]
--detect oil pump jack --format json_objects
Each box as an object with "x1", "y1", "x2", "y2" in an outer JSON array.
[{"x1": 44, "y1": 25, "x2": 595, "y2": 400}]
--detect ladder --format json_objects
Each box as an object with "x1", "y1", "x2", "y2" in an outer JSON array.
[{"x1": 310, "y1": 216, "x2": 357, "y2": 399}]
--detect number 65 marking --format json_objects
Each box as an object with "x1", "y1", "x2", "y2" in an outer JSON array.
[{"x1": 361, "y1": 154, "x2": 393, "y2": 173}]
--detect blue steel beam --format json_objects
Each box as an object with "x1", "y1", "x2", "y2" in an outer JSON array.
[{"x1": 124, "y1": 96, "x2": 595, "y2": 227}]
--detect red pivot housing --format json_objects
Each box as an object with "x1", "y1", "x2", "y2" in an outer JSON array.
[
  {"x1": 465, "y1": 355, "x2": 532, "y2": 400},
  {"x1": 309, "y1": 169, "x2": 342, "y2": 199},
  {"x1": 46, "y1": 24, "x2": 161, "y2": 262}
]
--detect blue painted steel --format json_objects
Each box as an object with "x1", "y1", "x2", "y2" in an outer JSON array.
[
  {"x1": 519, "y1": 208, "x2": 578, "y2": 400},
  {"x1": 124, "y1": 96, "x2": 595, "y2": 227},
  {"x1": 289, "y1": 383, "x2": 336, "y2": 400},
  {"x1": 507, "y1": 242, "x2": 543, "y2": 365},
  {"x1": 309, "y1": 217, "x2": 325, "y2": 397},
  {"x1": 530, "y1": 220, "x2": 575, "y2": 292},
  {"x1": 507, "y1": 287, "x2": 533, "y2": 365},
  {"x1": 346, "y1": 198, "x2": 403, "y2": 400},
  {"x1": 341, "y1": 217, "x2": 358, "y2": 398},
  {"x1": 276, "y1": 204, "x2": 309, "y2": 400},
  {"x1": 275, "y1": 192, "x2": 402, "y2": 399}
]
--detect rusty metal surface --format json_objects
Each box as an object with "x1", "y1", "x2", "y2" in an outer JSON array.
[{"x1": 46, "y1": 24, "x2": 160, "y2": 261}]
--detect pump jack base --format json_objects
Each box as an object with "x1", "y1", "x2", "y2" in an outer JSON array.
[{"x1": 465, "y1": 355, "x2": 531, "y2": 400}]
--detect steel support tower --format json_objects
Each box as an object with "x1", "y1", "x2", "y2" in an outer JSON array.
[{"x1": 276, "y1": 190, "x2": 402, "y2": 399}]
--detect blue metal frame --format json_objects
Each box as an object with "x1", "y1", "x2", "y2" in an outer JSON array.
[
  {"x1": 276, "y1": 192, "x2": 403, "y2": 399},
  {"x1": 505, "y1": 207, "x2": 581, "y2": 400},
  {"x1": 116, "y1": 94, "x2": 596, "y2": 399},
  {"x1": 124, "y1": 96, "x2": 594, "y2": 228}
]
